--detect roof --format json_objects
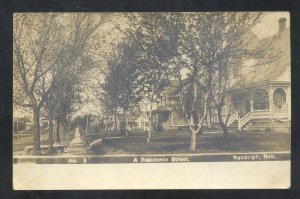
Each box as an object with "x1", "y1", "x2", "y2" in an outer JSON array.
[{"x1": 233, "y1": 27, "x2": 290, "y2": 88}]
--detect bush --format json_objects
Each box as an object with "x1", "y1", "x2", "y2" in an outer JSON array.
[
  {"x1": 264, "y1": 127, "x2": 271, "y2": 132},
  {"x1": 88, "y1": 124, "x2": 101, "y2": 134}
]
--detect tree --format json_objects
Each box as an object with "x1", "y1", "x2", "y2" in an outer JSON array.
[
  {"x1": 115, "y1": 42, "x2": 144, "y2": 136},
  {"x1": 130, "y1": 13, "x2": 179, "y2": 142},
  {"x1": 13, "y1": 13, "x2": 65, "y2": 155},
  {"x1": 191, "y1": 13, "x2": 277, "y2": 140},
  {"x1": 99, "y1": 47, "x2": 123, "y2": 135},
  {"x1": 142, "y1": 13, "x2": 211, "y2": 149},
  {"x1": 175, "y1": 51, "x2": 209, "y2": 150},
  {"x1": 175, "y1": 76, "x2": 209, "y2": 151},
  {"x1": 116, "y1": 13, "x2": 203, "y2": 145},
  {"x1": 43, "y1": 54, "x2": 89, "y2": 149},
  {"x1": 43, "y1": 79, "x2": 56, "y2": 152},
  {"x1": 98, "y1": 13, "x2": 174, "y2": 139},
  {"x1": 99, "y1": 41, "x2": 142, "y2": 136},
  {"x1": 13, "y1": 13, "x2": 110, "y2": 155}
]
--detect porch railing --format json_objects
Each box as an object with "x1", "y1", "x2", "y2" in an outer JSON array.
[
  {"x1": 226, "y1": 111, "x2": 239, "y2": 127},
  {"x1": 238, "y1": 110, "x2": 270, "y2": 130},
  {"x1": 238, "y1": 111, "x2": 252, "y2": 130}
]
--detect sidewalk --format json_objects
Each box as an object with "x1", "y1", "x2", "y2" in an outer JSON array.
[{"x1": 63, "y1": 127, "x2": 86, "y2": 156}]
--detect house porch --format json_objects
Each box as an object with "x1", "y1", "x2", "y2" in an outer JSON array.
[{"x1": 225, "y1": 83, "x2": 291, "y2": 132}]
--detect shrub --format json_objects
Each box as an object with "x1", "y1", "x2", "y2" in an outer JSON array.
[{"x1": 264, "y1": 127, "x2": 271, "y2": 132}]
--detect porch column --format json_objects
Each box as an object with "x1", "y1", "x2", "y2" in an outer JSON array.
[
  {"x1": 268, "y1": 86, "x2": 273, "y2": 114},
  {"x1": 268, "y1": 86, "x2": 274, "y2": 131},
  {"x1": 250, "y1": 99, "x2": 254, "y2": 111}
]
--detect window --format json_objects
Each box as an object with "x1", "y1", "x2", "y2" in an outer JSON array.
[
  {"x1": 273, "y1": 88, "x2": 286, "y2": 109},
  {"x1": 253, "y1": 89, "x2": 269, "y2": 110}
]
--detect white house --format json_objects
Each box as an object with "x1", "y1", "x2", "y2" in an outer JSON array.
[{"x1": 224, "y1": 17, "x2": 291, "y2": 132}]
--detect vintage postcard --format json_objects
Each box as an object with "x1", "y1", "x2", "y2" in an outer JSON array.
[{"x1": 13, "y1": 12, "x2": 291, "y2": 189}]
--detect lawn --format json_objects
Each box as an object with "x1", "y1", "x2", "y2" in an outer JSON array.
[
  {"x1": 13, "y1": 129, "x2": 291, "y2": 156},
  {"x1": 13, "y1": 134, "x2": 49, "y2": 155},
  {"x1": 13, "y1": 131, "x2": 75, "y2": 155},
  {"x1": 94, "y1": 130, "x2": 291, "y2": 155}
]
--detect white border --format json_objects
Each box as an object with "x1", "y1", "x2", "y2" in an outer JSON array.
[{"x1": 13, "y1": 161, "x2": 290, "y2": 190}]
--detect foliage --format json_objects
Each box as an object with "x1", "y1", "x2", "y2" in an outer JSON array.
[{"x1": 13, "y1": 13, "x2": 110, "y2": 154}]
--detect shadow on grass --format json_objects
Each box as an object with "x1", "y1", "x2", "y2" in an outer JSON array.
[{"x1": 93, "y1": 131, "x2": 290, "y2": 155}]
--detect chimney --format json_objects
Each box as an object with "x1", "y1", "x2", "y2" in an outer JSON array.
[{"x1": 278, "y1": 17, "x2": 287, "y2": 33}]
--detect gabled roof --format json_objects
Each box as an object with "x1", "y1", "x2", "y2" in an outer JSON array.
[{"x1": 233, "y1": 27, "x2": 290, "y2": 88}]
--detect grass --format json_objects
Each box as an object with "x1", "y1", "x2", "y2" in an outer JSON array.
[
  {"x1": 13, "y1": 130, "x2": 75, "y2": 155},
  {"x1": 94, "y1": 130, "x2": 291, "y2": 155},
  {"x1": 13, "y1": 133, "x2": 49, "y2": 154},
  {"x1": 13, "y1": 128, "x2": 291, "y2": 156}
]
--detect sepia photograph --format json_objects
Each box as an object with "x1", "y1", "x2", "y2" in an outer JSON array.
[{"x1": 12, "y1": 12, "x2": 291, "y2": 189}]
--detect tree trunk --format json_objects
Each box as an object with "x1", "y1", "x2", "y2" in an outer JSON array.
[
  {"x1": 48, "y1": 112, "x2": 54, "y2": 151},
  {"x1": 217, "y1": 105, "x2": 229, "y2": 140},
  {"x1": 16, "y1": 121, "x2": 19, "y2": 138},
  {"x1": 62, "y1": 123, "x2": 66, "y2": 146},
  {"x1": 209, "y1": 110, "x2": 212, "y2": 128},
  {"x1": 124, "y1": 109, "x2": 128, "y2": 137},
  {"x1": 56, "y1": 117, "x2": 60, "y2": 143},
  {"x1": 114, "y1": 107, "x2": 117, "y2": 135},
  {"x1": 33, "y1": 108, "x2": 41, "y2": 155},
  {"x1": 190, "y1": 81, "x2": 198, "y2": 151},
  {"x1": 147, "y1": 101, "x2": 153, "y2": 143},
  {"x1": 190, "y1": 130, "x2": 197, "y2": 151},
  {"x1": 205, "y1": 115, "x2": 208, "y2": 129},
  {"x1": 68, "y1": 122, "x2": 71, "y2": 134},
  {"x1": 85, "y1": 116, "x2": 89, "y2": 135}
]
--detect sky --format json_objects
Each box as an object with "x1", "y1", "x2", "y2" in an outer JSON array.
[{"x1": 252, "y1": 12, "x2": 290, "y2": 38}]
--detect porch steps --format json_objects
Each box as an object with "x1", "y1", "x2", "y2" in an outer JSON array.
[
  {"x1": 228, "y1": 120, "x2": 240, "y2": 132},
  {"x1": 227, "y1": 117, "x2": 273, "y2": 131},
  {"x1": 244, "y1": 118, "x2": 270, "y2": 131},
  {"x1": 226, "y1": 109, "x2": 290, "y2": 132}
]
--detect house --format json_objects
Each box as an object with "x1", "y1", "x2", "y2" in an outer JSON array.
[
  {"x1": 13, "y1": 107, "x2": 51, "y2": 136},
  {"x1": 223, "y1": 17, "x2": 291, "y2": 132},
  {"x1": 13, "y1": 117, "x2": 31, "y2": 136},
  {"x1": 127, "y1": 110, "x2": 145, "y2": 130},
  {"x1": 138, "y1": 80, "x2": 193, "y2": 131},
  {"x1": 148, "y1": 80, "x2": 219, "y2": 131}
]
